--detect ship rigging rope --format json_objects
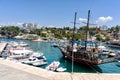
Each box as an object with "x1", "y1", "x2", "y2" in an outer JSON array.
[
  {"x1": 86, "y1": 62, "x2": 100, "y2": 73},
  {"x1": 71, "y1": 52, "x2": 100, "y2": 73}
]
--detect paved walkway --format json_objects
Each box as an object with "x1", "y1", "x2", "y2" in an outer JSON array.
[
  {"x1": 0, "y1": 58, "x2": 120, "y2": 80},
  {"x1": 0, "y1": 63, "x2": 49, "y2": 80}
]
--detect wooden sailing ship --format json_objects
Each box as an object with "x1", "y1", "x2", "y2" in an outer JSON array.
[{"x1": 58, "y1": 10, "x2": 119, "y2": 66}]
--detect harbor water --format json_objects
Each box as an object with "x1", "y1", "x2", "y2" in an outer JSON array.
[{"x1": 1, "y1": 38, "x2": 120, "y2": 73}]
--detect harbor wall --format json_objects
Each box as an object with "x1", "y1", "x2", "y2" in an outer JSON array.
[
  {"x1": 0, "y1": 42, "x2": 120, "y2": 80},
  {"x1": 0, "y1": 58, "x2": 120, "y2": 80}
]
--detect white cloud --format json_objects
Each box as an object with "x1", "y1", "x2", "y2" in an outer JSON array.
[
  {"x1": 79, "y1": 18, "x2": 87, "y2": 22},
  {"x1": 96, "y1": 16, "x2": 113, "y2": 23},
  {"x1": 16, "y1": 22, "x2": 23, "y2": 25},
  {"x1": 47, "y1": 25, "x2": 56, "y2": 28}
]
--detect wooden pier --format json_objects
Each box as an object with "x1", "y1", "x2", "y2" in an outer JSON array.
[{"x1": 0, "y1": 42, "x2": 7, "y2": 56}]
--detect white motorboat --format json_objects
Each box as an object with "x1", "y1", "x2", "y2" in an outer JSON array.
[
  {"x1": 23, "y1": 55, "x2": 46, "y2": 65},
  {"x1": 32, "y1": 60, "x2": 48, "y2": 67},
  {"x1": 46, "y1": 61, "x2": 60, "y2": 71},
  {"x1": 56, "y1": 67, "x2": 66, "y2": 72},
  {"x1": 23, "y1": 57, "x2": 39, "y2": 64},
  {"x1": 22, "y1": 52, "x2": 47, "y2": 65}
]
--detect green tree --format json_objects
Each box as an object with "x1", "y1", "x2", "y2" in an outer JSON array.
[
  {"x1": 54, "y1": 33, "x2": 62, "y2": 39},
  {"x1": 105, "y1": 37, "x2": 110, "y2": 41},
  {"x1": 0, "y1": 26, "x2": 20, "y2": 37},
  {"x1": 96, "y1": 34, "x2": 103, "y2": 41}
]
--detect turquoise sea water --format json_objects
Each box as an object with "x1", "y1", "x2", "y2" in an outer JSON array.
[{"x1": 1, "y1": 38, "x2": 120, "y2": 73}]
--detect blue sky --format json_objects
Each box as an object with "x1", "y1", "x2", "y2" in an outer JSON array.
[{"x1": 0, "y1": 0, "x2": 120, "y2": 28}]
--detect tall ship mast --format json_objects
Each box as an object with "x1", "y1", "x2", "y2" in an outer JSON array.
[
  {"x1": 58, "y1": 10, "x2": 120, "y2": 66},
  {"x1": 85, "y1": 10, "x2": 90, "y2": 51}
]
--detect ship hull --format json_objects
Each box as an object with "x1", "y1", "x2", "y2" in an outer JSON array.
[
  {"x1": 58, "y1": 44, "x2": 118, "y2": 67},
  {"x1": 59, "y1": 47, "x2": 99, "y2": 66},
  {"x1": 61, "y1": 51, "x2": 98, "y2": 66}
]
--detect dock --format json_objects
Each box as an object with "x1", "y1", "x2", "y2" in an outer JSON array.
[
  {"x1": 0, "y1": 58, "x2": 120, "y2": 80},
  {"x1": 0, "y1": 42, "x2": 7, "y2": 56},
  {"x1": 0, "y1": 42, "x2": 120, "y2": 80}
]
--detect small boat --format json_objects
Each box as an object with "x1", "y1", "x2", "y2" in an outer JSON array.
[
  {"x1": 22, "y1": 52, "x2": 47, "y2": 65},
  {"x1": 9, "y1": 41, "x2": 29, "y2": 47},
  {"x1": 31, "y1": 52, "x2": 43, "y2": 57},
  {"x1": 23, "y1": 56, "x2": 46, "y2": 64},
  {"x1": 51, "y1": 43, "x2": 58, "y2": 47},
  {"x1": 108, "y1": 52, "x2": 117, "y2": 57},
  {"x1": 23, "y1": 57, "x2": 40, "y2": 64},
  {"x1": 32, "y1": 60, "x2": 48, "y2": 67},
  {"x1": 98, "y1": 45, "x2": 107, "y2": 51},
  {"x1": 46, "y1": 61, "x2": 60, "y2": 71},
  {"x1": 56, "y1": 67, "x2": 66, "y2": 72},
  {"x1": 17, "y1": 42, "x2": 29, "y2": 47}
]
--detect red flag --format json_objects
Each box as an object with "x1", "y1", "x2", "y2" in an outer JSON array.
[{"x1": 96, "y1": 26, "x2": 99, "y2": 33}]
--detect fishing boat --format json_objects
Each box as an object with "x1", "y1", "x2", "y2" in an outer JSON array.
[{"x1": 58, "y1": 10, "x2": 119, "y2": 67}]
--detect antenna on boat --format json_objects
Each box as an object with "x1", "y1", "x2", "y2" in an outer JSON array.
[
  {"x1": 85, "y1": 10, "x2": 90, "y2": 51},
  {"x1": 71, "y1": 12, "x2": 77, "y2": 74}
]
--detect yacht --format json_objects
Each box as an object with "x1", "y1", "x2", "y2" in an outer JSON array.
[
  {"x1": 22, "y1": 52, "x2": 47, "y2": 65},
  {"x1": 8, "y1": 49, "x2": 33, "y2": 59}
]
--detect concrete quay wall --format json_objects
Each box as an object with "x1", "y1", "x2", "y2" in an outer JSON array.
[{"x1": 0, "y1": 58, "x2": 120, "y2": 80}]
